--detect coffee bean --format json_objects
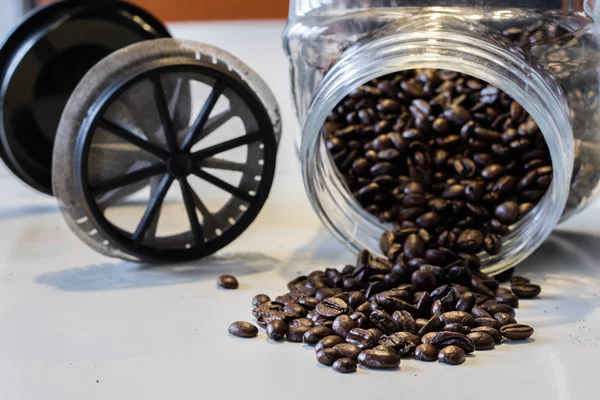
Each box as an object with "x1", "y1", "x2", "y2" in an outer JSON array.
[
  {"x1": 471, "y1": 305, "x2": 492, "y2": 319},
  {"x1": 494, "y1": 312, "x2": 517, "y2": 326},
  {"x1": 332, "y1": 315, "x2": 356, "y2": 338},
  {"x1": 471, "y1": 326, "x2": 503, "y2": 343},
  {"x1": 474, "y1": 317, "x2": 502, "y2": 330},
  {"x1": 304, "y1": 326, "x2": 335, "y2": 345},
  {"x1": 457, "y1": 229, "x2": 485, "y2": 253},
  {"x1": 417, "y1": 315, "x2": 443, "y2": 336},
  {"x1": 284, "y1": 304, "x2": 307, "y2": 318},
  {"x1": 358, "y1": 348, "x2": 401, "y2": 369},
  {"x1": 512, "y1": 283, "x2": 542, "y2": 299},
  {"x1": 291, "y1": 318, "x2": 314, "y2": 328},
  {"x1": 483, "y1": 234, "x2": 502, "y2": 255},
  {"x1": 467, "y1": 332, "x2": 495, "y2": 350},
  {"x1": 495, "y1": 288, "x2": 519, "y2": 307},
  {"x1": 332, "y1": 358, "x2": 358, "y2": 373},
  {"x1": 333, "y1": 343, "x2": 362, "y2": 361},
  {"x1": 252, "y1": 294, "x2": 270, "y2": 307},
  {"x1": 438, "y1": 345, "x2": 466, "y2": 365},
  {"x1": 228, "y1": 321, "x2": 258, "y2": 338},
  {"x1": 414, "y1": 343, "x2": 439, "y2": 361},
  {"x1": 440, "y1": 311, "x2": 475, "y2": 327},
  {"x1": 369, "y1": 309, "x2": 400, "y2": 334},
  {"x1": 315, "y1": 335, "x2": 345, "y2": 352},
  {"x1": 218, "y1": 275, "x2": 239, "y2": 289},
  {"x1": 404, "y1": 234, "x2": 426, "y2": 259},
  {"x1": 316, "y1": 297, "x2": 349, "y2": 319},
  {"x1": 315, "y1": 288, "x2": 343, "y2": 301},
  {"x1": 392, "y1": 310, "x2": 417, "y2": 334},
  {"x1": 486, "y1": 304, "x2": 516, "y2": 318},
  {"x1": 494, "y1": 201, "x2": 520, "y2": 225},
  {"x1": 316, "y1": 348, "x2": 343, "y2": 366},
  {"x1": 456, "y1": 292, "x2": 476, "y2": 312},
  {"x1": 500, "y1": 323, "x2": 534, "y2": 340},
  {"x1": 346, "y1": 328, "x2": 378, "y2": 349},
  {"x1": 287, "y1": 325, "x2": 311, "y2": 342},
  {"x1": 266, "y1": 320, "x2": 288, "y2": 341},
  {"x1": 430, "y1": 331, "x2": 475, "y2": 353}
]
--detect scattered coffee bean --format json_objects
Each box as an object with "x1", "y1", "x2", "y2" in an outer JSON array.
[
  {"x1": 315, "y1": 335, "x2": 345, "y2": 352},
  {"x1": 358, "y1": 348, "x2": 401, "y2": 369},
  {"x1": 333, "y1": 343, "x2": 362, "y2": 361},
  {"x1": 467, "y1": 332, "x2": 495, "y2": 350},
  {"x1": 252, "y1": 294, "x2": 270, "y2": 307},
  {"x1": 500, "y1": 324, "x2": 534, "y2": 340},
  {"x1": 332, "y1": 358, "x2": 358, "y2": 373},
  {"x1": 266, "y1": 320, "x2": 287, "y2": 341},
  {"x1": 316, "y1": 348, "x2": 343, "y2": 366},
  {"x1": 218, "y1": 275, "x2": 239, "y2": 289},
  {"x1": 512, "y1": 283, "x2": 542, "y2": 299},
  {"x1": 228, "y1": 321, "x2": 258, "y2": 338},
  {"x1": 304, "y1": 326, "x2": 334, "y2": 345},
  {"x1": 414, "y1": 343, "x2": 439, "y2": 361},
  {"x1": 438, "y1": 345, "x2": 466, "y2": 365}
]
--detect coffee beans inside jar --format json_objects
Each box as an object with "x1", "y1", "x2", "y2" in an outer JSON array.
[{"x1": 324, "y1": 69, "x2": 553, "y2": 262}]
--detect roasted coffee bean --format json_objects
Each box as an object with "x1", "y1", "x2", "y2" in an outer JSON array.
[
  {"x1": 471, "y1": 326, "x2": 503, "y2": 343},
  {"x1": 304, "y1": 326, "x2": 335, "y2": 345},
  {"x1": 512, "y1": 283, "x2": 542, "y2": 299},
  {"x1": 218, "y1": 275, "x2": 239, "y2": 289},
  {"x1": 494, "y1": 312, "x2": 517, "y2": 326},
  {"x1": 392, "y1": 310, "x2": 417, "y2": 334},
  {"x1": 315, "y1": 335, "x2": 345, "y2": 352},
  {"x1": 483, "y1": 234, "x2": 502, "y2": 255},
  {"x1": 316, "y1": 297, "x2": 349, "y2": 319},
  {"x1": 346, "y1": 328, "x2": 378, "y2": 349},
  {"x1": 252, "y1": 294, "x2": 270, "y2": 307},
  {"x1": 495, "y1": 288, "x2": 519, "y2": 307},
  {"x1": 474, "y1": 317, "x2": 502, "y2": 330},
  {"x1": 284, "y1": 304, "x2": 307, "y2": 318},
  {"x1": 467, "y1": 332, "x2": 495, "y2": 350},
  {"x1": 471, "y1": 305, "x2": 492, "y2": 319},
  {"x1": 355, "y1": 302, "x2": 372, "y2": 316},
  {"x1": 266, "y1": 320, "x2": 288, "y2": 341},
  {"x1": 404, "y1": 234, "x2": 426, "y2": 259},
  {"x1": 418, "y1": 315, "x2": 443, "y2": 336},
  {"x1": 287, "y1": 325, "x2": 311, "y2": 342},
  {"x1": 358, "y1": 348, "x2": 401, "y2": 369},
  {"x1": 494, "y1": 201, "x2": 521, "y2": 225},
  {"x1": 430, "y1": 331, "x2": 475, "y2": 353},
  {"x1": 421, "y1": 332, "x2": 437, "y2": 345},
  {"x1": 440, "y1": 311, "x2": 475, "y2": 327},
  {"x1": 456, "y1": 292, "x2": 476, "y2": 312},
  {"x1": 298, "y1": 296, "x2": 320, "y2": 310},
  {"x1": 332, "y1": 343, "x2": 361, "y2": 362},
  {"x1": 316, "y1": 348, "x2": 343, "y2": 366},
  {"x1": 315, "y1": 288, "x2": 343, "y2": 301},
  {"x1": 370, "y1": 310, "x2": 400, "y2": 334},
  {"x1": 414, "y1": 343, "x2": 439, "y2": 361},
  {"x1": 332, "y1": 358, "x2": 358, "y2": 373},
  {"x1": 228, "y1": 321, "x2": 258, "y2": 338},
  {"x1": 486, "y1": 304, "x2": 516, "y2": 318},
  {"x1": 411, "y1": 269, "x2": 437, "y2": 292},
  {"x1": 438, "y1": 345, "x2": 466, "y2": 365},
  {"x1": 379, "y1": 332, "x2": 421, "y2": 357},
  {"x1": 443, "y1": 322, "x2": 471, "y2": 335},
  {"x1": 500, "y1": 323, "x2": 534, "y2": 340},
  {"x1": 367, "y1": 328, "x2": 385, "y2": 342},
  {"x1": 457, "y1": 229, "x2": 485, "y2": 253},
  {"x1": 332, "y1": 315, "x2": 356, "y2": 338}
]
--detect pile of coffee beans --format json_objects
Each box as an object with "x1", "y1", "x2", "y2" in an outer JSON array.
[
  {"x1": 324, "y1": 68, "x2": 553, "y2": 260},
  {"x1": 229, "y1": 247, "x2": 540, "y2": 372}
]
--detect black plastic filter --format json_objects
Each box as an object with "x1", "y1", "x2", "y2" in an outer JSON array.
[
  {"x1": 0, "y1": 0, "x2": 170, "y2": 194},
  {"x1": 52, "y1": 39, "x2": 281, "y2": 263}
]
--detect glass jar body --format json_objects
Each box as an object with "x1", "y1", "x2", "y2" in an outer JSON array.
[{"x1": 283, "y1": 0, "x2": 600, "y2": 274}]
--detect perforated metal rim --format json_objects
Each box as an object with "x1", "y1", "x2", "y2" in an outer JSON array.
[{"x1": 0, "y1": 0, "x2": 170, "y2": 194}]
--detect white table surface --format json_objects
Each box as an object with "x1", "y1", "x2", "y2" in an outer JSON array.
[{"x1": 1, "y1": 20, "x2": 600, "y2": 400}]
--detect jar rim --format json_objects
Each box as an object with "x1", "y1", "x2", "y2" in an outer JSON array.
[{"x1": 300, "y1": 27, "x2": 573, "y2": 275}]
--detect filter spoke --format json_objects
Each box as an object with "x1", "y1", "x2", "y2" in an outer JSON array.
[
  {"x1": 182, "y1": 81, "x2": 225, "y2": 151},
  {"x1": 90, "y1": 164, "x2": 166, "y2": 196},
  {"x1": 192, "y1": 167, "x2": 253, "y2": 203},
  {"x1": 179, "y1": 178, "x2": 205, "y2": 245},
  {"x1": 151, "y1": 75, "x2": 179, "y2": 152},
  {"x1": 99, "y1": 118, "x2": 169, "y2": 160},
  {"x1": 192, "y1": 132, "x2": 261, "y2": 161},
  {"x1": 132, "y1": 174, "x2": 173, "y2": 245}
]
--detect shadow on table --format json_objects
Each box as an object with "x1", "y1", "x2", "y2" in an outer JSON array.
[
  {"x1": 278, "y1": 227, "x2": 353, "y2": 280},
  {"x1": 510, "y1": 230, "x2": 600, "y2": 328},
  {"x1": 0, "y1": 203, "x2": 59, "y2": 220},
  {"x1": 35, "y1": 252, "x2": 279, "y2": 292}
]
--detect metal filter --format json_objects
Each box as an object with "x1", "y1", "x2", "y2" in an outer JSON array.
[{"x1": 52, "y1": 39, "x2": 281, "y2": 263}]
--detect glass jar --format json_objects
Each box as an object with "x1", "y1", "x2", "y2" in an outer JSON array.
[{"x1": 283, "y1": 0, "x2": 600, "y2": 274}]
